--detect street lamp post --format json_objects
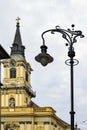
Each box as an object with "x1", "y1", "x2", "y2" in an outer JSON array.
[{"x1": 35, "y1": 25, "x2": 84, "y2": 130}]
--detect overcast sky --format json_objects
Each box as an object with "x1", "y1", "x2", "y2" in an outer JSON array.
[{"x1": 0, "y1": 0, "x2": 87, "y2": 129}]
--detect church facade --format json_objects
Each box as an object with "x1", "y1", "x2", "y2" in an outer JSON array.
[{"x1": 1, "y1": 19, "x2": 70, "y2": 130}]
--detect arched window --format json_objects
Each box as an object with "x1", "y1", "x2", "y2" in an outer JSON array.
[
  {"x1": 10, "y1": 68, "x2": 16, "y2": 78},
  {"x1": 26, "y1": 71, "x2": 28, "y2": 82}
]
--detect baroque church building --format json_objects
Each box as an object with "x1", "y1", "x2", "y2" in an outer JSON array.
[{"x1": 1, "y1": 19, "x2": 70, "y2": 130}]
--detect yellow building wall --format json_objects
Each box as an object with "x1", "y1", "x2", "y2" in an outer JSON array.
[{"x1": 1, "y1": 59, "x2": 70, "y2": 130}]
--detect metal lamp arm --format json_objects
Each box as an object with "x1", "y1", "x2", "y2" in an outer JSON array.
[
  {"x1": 41, "y1": 26, "x2": 84, "y2": 47},
  {"x1": 41, "y1": 28, "x2": 72, "y2": 46},
  {"x1": 72, "y1": 31, "x2": 84, "y2": 44}
]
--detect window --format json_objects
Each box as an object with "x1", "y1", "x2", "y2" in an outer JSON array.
[
  {"x1": 26, "y1": 97, "x2": 28, "y2": 103},
  {"x1": 10, "y1": 68, "x2": 16, "y2": 78},
  {"x1": 44, "y1": 122, "x2": 50, "y2": 125},
  {"x1": 26, "y1": 72, "x2": 28, "y2": 82}
]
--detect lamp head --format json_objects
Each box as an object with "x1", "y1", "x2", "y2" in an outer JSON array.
[{"x1": 35, "y1": 45, "x2": 54, "y2": 66}]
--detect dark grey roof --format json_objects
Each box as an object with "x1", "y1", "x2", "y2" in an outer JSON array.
[
  {"x1": 0, "y1": 44, "x2": 10, "y2": 60},
  {"x1": 11, "y1": 54, "x2": 25, "y2": 61},
  {"x1": 28, "y1": 101, "x2": 39, "y2": 107},
  {"x1": 11, "y1": 23, "x2": 25, "y2": 58}
]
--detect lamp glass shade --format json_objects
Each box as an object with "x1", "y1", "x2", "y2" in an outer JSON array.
[{"x1": 35, "y1": 53, "x2": 53, "y2": 66}]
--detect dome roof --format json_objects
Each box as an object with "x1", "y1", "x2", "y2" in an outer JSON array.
[{"x1": 11, "y1": 54, "x2": 25, "y2": 61}]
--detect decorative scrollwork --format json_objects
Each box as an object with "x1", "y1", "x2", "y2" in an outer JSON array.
[
  {"x1": 35, "y1": 25, "x2": 84, "y2": 67},
  {"x1": 41, "y1": 25, "x2": 84, "y2": 48},
  {"x1": 5, "y1": 123, "x2": 19, "y2": 130},
  {"x1": 55, "y1": 25, "x2": 60, "y2": 29},
  {"x1": 65, "y1": 59, "x2": 79, "y2": 66},
  {"x1": 51, "y1": 30, "x2": 55, "y2": 34}
]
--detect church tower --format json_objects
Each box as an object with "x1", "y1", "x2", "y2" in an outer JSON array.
[
  {"x1": 2, "y1": 18, "x2": 36, "y2": 110},
  {"x1": 1, "y1": 18, "x2": 70, "y2": 130}
]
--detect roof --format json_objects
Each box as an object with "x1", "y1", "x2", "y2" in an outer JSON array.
[
  {"x1": 28, "y1": 101, "x2": 39, "y2": 107},
  {"x1": 0, "y1": 44, "x2": 10, "y2": 60},
  {"x1": 11, "y1": 54, "x2": 25, "y2": 61},
  {"x1": 11, "y1": 22, "x2": 25, "y2": 58}
]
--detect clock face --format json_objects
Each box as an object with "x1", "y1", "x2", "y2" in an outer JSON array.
[{"x1": 10, "y1": 60, "x2": 16, "y2": 66}]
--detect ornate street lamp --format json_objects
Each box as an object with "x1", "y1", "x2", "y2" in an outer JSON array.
[{"x1": 35, "y1": 25, "x2": 84, "y2": 130}]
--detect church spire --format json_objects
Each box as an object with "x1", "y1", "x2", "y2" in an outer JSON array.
[{"x1": 11, "y1": 17, "x2": 25, "y2": 58}]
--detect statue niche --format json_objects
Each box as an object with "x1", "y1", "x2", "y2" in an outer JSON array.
[{"x1": 9, "y1": 98, "x2": 15, "y2": 109}]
